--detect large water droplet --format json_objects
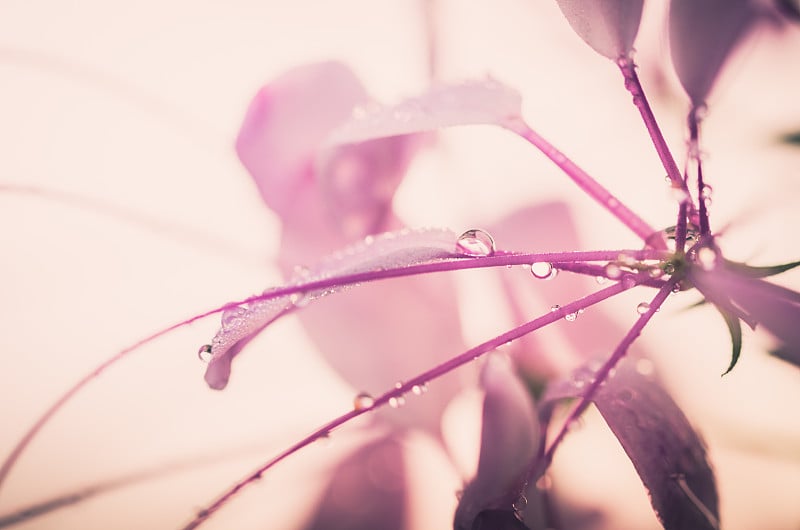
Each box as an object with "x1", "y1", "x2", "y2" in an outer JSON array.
[
  {"x1": 530, "y1": 261, "x2": 557, "y2": 280},
  {"x1": 353, "y1": 392, "x2": 375, "y2": 411},
  {"x1": 604, "y1": 263, "x2": 622, "y2": 279},
  {"x1": 221, "y1": 306, "x2": 248, "y2": 328},
  {"x1": 456, "y1": 229, "x2": 495, "y2": 257},
  {"x1": 197, "y1": 344, "x2": 213, "y2": 363},
  {"x1": 636, "y1": 302, "x2": 651, "y2": 315}
]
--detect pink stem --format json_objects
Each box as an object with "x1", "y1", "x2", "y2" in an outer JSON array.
[
  {"x1": 503, "y1": 117, "x2": 662, "y2": 248},
  {"x1": 181, "y1": 280, "x2": 636, "y2": 529},
  {"x1": 528, "y1": 281, "x2": 674, "y2": 482}
]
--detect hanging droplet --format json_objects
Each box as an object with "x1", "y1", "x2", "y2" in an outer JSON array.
[
  {"x1": 456, "y1": 229, "x2": 495, "y2": 257},
  {"x1": 636, "y1": 302, "x2": 651, "y2": 315},
  {"x1": 604, "y1": 263, "x2": 622, "y2": 279},
  {"x1": 388, "y1": 396, "x2": 406, "y2": 408},
  {"x1": 530, "y1": 261, "x2": 557, "y2": 280},
  {"x1": 697, "y1": 247, "x2": 717, "y2": 271},
  {"x1": 701, "y1": 184, "x2": 713, "y2": 200},
  {"x1": 411, "y1": 383, "x2": 428, "y2": 396},
  {"x1": 564, "y1": 312, "x2": 578, "y2": 322},
  {"x1": 394, "y1": 381, "x2": 404, "y2": 390},
  {"x1": 353, "y1": 392, "x2": 375, "y2": 411},
  {"x1": 197, "y1": 344, "x2": 213, "y2": 363}
]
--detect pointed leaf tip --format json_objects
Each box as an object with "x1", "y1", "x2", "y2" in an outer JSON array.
[
  {"x1": 555, "y1": 0, "x2": 644, "y2": 60},
  {"x1": 715, "y1": 307, "x2": 743, "y2": 376}
]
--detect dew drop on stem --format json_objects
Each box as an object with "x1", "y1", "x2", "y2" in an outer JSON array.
[
  {"x1": 456, "y1": 229, "x2": 495, "y2": 257},
  {"x1": 636, "y1": 302, "x2": 651, "y2": 315},
  {"x1": 353, "y1": 392, "x2": 375, "y2": 411},
  {"x1": 604, "y1": 263, "x2": 622, "y2": 279},
  {"x1": 530, "y1": 261, "x2": 558, "y2": 280}
]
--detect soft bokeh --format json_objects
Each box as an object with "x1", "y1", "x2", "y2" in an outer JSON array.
[{"x1": 1, "y1": 1, "x2": 799, "y2": 529}]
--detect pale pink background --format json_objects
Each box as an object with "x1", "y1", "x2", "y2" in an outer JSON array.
[{"x1": 1, "y1": 1, "x2": 799, "y2": 529}]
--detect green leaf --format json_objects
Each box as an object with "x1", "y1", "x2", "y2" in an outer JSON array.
[
  {"x1": 715, "y1": 307, "x2": 742, "y2": 376},
  {"x1": 779, "y1": 130, "x2": 800, "y2": 145},
  {"x1": 722, "y1": 258, "x2": 800, "y2": 279}
]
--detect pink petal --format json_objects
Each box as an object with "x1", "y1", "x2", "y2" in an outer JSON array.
[
  {"x1": 454, "y1": 355, "x2": 540, "y2": 528},
  {"x1": 669, "y1": 0, "x2": 761, "y2": 105},
  {"x1": 555, "y1": 0, "x2": 644, "y2": 60},
  {"x1": 305, "y1": 436, "x2": 406, "y2": 530},
  {"x1": 235, "y1": 61, "x2": 369, "y2": 217}
]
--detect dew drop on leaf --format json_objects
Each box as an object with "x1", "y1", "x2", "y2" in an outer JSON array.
[
  {"x1": 456, "y1": 228, "x2": 495, "y2": 257},
  {"x1": 197, "y1": 344, "x2": 213, "y2": 363}
]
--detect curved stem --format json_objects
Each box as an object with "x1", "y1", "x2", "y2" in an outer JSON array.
[{"x1": 182, "y1": 281, "x2": 636, "y2": 529}]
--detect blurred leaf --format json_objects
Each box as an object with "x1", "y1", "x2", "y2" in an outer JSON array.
[{"x1": 715, "y1": 307, "x2": 743, "y2": 375}]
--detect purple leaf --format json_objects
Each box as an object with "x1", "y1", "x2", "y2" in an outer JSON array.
[
  {"x1": 325, "y1": 78, "x2": 522, "y2": 146},
  {"x1": 555, "y1": 0, "x2": 644, "y2": 60},
  {"x1": 454, "y1": 356, "x2": 541, "y2": 530},
  {"x1": 305, "y1": 435, "x2": 406, "y2": 530},
  {"x1": 203, "y1": 228, "x2": 461, "y2": 391},
  {"x1": 543, "y1": 362, "x2": 720, "y2": 530},
  {"x1": 669, "y1": 0, "x2": 761, "y2": 105},
  {"x1": 691, "y1": 264, "x2": 800, "y2": 368}
]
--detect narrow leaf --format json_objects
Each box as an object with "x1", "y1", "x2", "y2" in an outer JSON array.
[
  {"x1": 722, "y1": 258, "x2": 800, "y2": 279},
  {"x1": 542, "y1": 362, "x2": 720, "y2": 530},
  {"x1": 714, "y1": 306, "x2": 743, "y2": 376}
]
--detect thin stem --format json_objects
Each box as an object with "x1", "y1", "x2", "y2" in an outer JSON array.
[
  {"x1": 0, "y1": 246, "x2": 664, "y2": 497},
  {"x1": 527, "y1": 281, "x2": 674, "y2": 482},
  {"x1": 182, "y1": 281, "x2": 635, "y2": 529},
  {"x1": 616, "y1": 57, "x2": 689, "y2": 199},
  {"x1": 502, "y1": 116, "x2": 663, "y2": 248},
  {"x1": 688, "y1": 106, "x2": 711, "y2": 236}
]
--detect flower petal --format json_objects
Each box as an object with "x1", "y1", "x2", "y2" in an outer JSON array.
[
  {"x1": 669, "y1": 0, "x2": 761, "y2": 105},
  {"x1": 325, "y1": 78, "x2": 522, "y2": 146},
  {"x1": 305, "y1": 435, "x2": 406, "y2": 530},
  {"x1": 235, "y1": 61, "x2": 369, "y2": 217},
  {"x1": 543, "y1": 362, "x2": 720, "y2": 530},
  {"x1": 555, "y1": 0, "x2": 644, "y2": 60},
  {"x1": 454, "y1": 355, "x2": 540, "y2": 529}
]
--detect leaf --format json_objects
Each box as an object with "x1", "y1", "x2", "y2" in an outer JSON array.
[
  {"x1": 555, "y1": 0, "x2": 644, "y2": 60},
  {"x1": 204, "y1": 228, "x2": 460, "y2": 390},
  {"x1": 325, "y1": 78, "x2": 522, "y2": 146},
  {"x1": 305, "y1": 436, "x2": 406, "y2": 530},
  {"x1": 669, "y1": 0, "x2": 760, "y2": 104},
  {"x1": 722, "y1": 258, "x2": 800, "y2": 278},
  {"x1": 542, "y1": 362, "x2": 720, "y2": 530},
  {"x1": 454, "y1": 355, "x2": 541, "y2": 530},
  {"x1": 779, "y1": 130, "x2": 800, "y2": 145},
  {"x1": 715, "y1": 306, "x2": 743, "y2": 376}
]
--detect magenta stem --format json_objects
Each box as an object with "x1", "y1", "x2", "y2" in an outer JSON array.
[
  {"x1": 528, "y1": 281, "x2": 674, "y2": 482},
  {"x1": 182, "y1": 280, "x2": 636, "y2": 529},
  {"x1": 617, "y1": 58, "x2": 688, "y2": 196},
  {"x1": 502, "y1": 117, "x2": 662, "y2": 247}
]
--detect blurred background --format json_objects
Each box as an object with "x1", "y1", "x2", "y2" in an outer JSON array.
[{"x1": 1, "y1": 1, "x2": 799, "y2": 528}]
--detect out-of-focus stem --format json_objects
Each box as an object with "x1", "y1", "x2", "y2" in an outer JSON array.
[{"x1": 503, "y1": 116, "x2": 663, "y2": 248}]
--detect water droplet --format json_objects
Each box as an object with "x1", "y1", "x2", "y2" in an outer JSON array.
[
  {"x1": 604, "y1": 263, "x2": 622, "y2": 279},
  {"x1": 388, "y1": 396, "x2": 406, "y2": 408},
  {"x1": 671, "y1": 282, "x2": 682, "y2": 293},
  {"x1": 564, "y1": 312, "x2": 578, "y2": 322},
  {"x1": 701, "y1": 184, "x2": 713, "y2": 199},
  {"x1": 354, "y1": 392, "x2": 375, "y2": 411},
  {"x1": 290, "y1": 292, "x2": 309, "y2": 307},
  {"x1": 617, "y1": 252, "x2": 637, "y2": 266},
  {"x1": 221, "y1": 306, "x2": 248, "y2": 327},
  {"x1": 663, "y1": 262, "x2": 676, "y2": 275},
  {"x1": 636, "y1": 302, "x2": 651, "y2": 315},
  {"x1": 617, "y1": 389, "x2": 634, "y2": 402},
  {"x1": 456, "y1": 229, "x2": 495, "y2": 257},
  {"x1": 595, "y1": 275, "x2": 607, "y2": 284},
  {"x1": 621, "y1": 275, "x2": 637, "y2": 289},
  {"x1": 530, "y1": 261, "x2": 557, "y2": 280},
  {"x1": 636, "y1": 358, "x2": 655, "y2": 376},
  {"x1": 649, "y1": 267, "x2": 664, "y2": 279},
  {"x1": 550, "y1": 304, "x2": 560, "y2": 312},
  {"x1": 411, "y1": 383, "x2": 428, "y2": 395},
  {"x1": 512, "y1": 494, "x2": 528, "y2": 521},
  {"x1": 697, "y1": 247, "x2": 717, "y2": 271},
  {"x1": 197, "y1": 344, "x2": 213, "y2": 363}
]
